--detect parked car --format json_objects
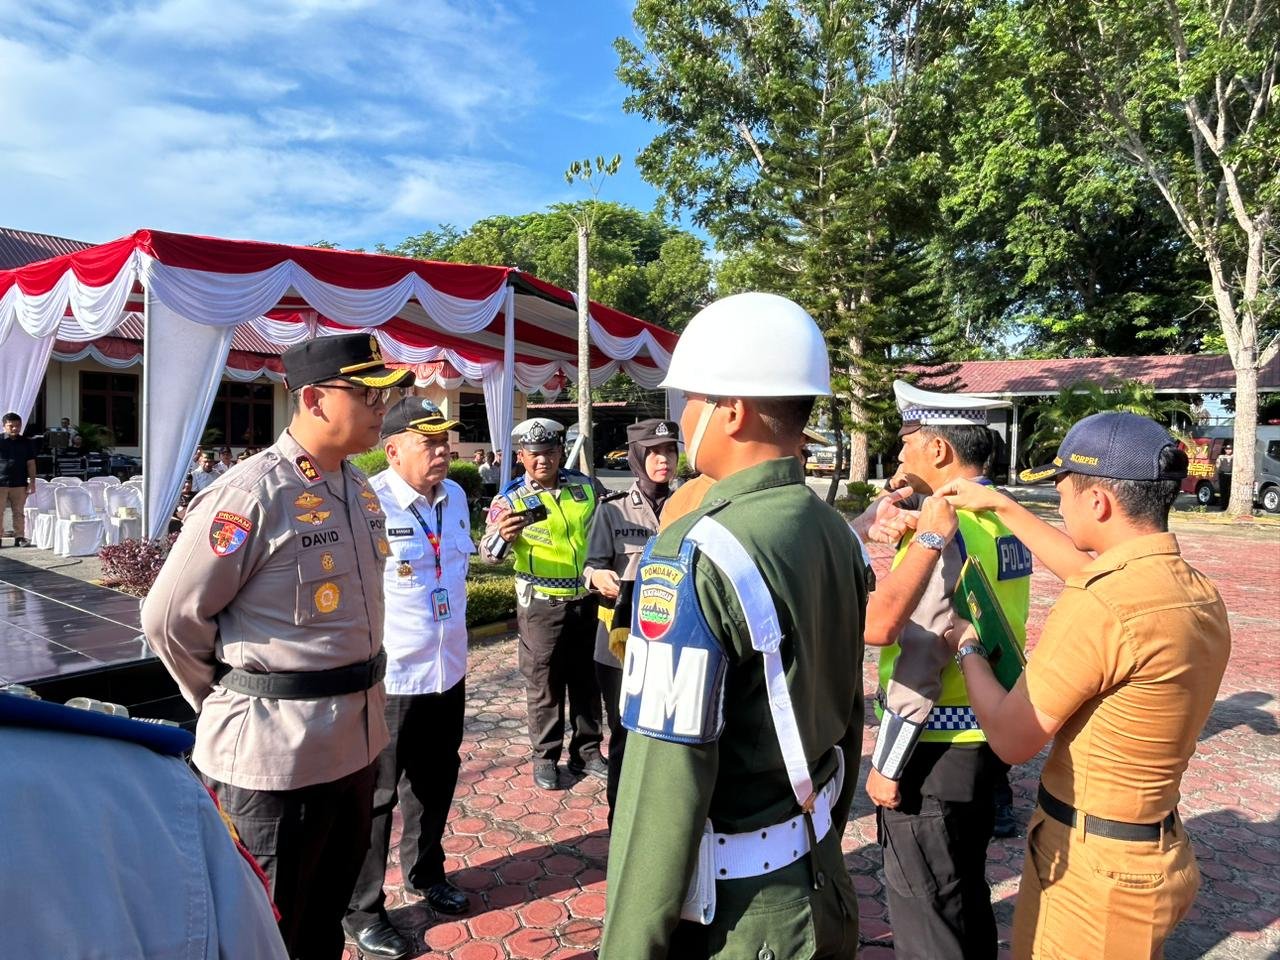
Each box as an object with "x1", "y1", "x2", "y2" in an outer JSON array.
[
  {"x1": 1179, "y1": 425, "x2": 1280, "y2": 512},
  {"x1": 804, "y1": 428, "x2": 838, "y2": 475},
  {"x1": 601, "y1": 448, "x2": 629, "y2": 470}
]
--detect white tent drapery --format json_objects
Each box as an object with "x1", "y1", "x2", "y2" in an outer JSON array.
[{"x1": 0, "y1": 230, "x2": 677, "y2": 537}]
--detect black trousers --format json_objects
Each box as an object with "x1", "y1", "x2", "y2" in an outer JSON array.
[
  {"x1": 345, "y1": 680, "x2": 466, "y2": 928},
  {"x1": 208, "y1": 761, "x2": 377, "y2": 960},
  {"x1": 877, "y1": 743, "x2": 1001, "y2": 960},
  {"x1": 594, "y1": 660, "x2": 627, "y2": 827},
  {"x1": 515, "y1": 593, "x2": 602, "y2": 764}
]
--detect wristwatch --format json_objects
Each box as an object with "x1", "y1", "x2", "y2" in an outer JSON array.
[
  {"x1": 913, "y1": 531, "x2": 947, "y2": 551},
  {"x1": 955, "y1": 644, "x2": 988, "y2": 668}
]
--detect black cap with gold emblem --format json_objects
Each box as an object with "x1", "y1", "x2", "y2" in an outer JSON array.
[
  {"x1": 282, "y1": 333, "x2": 413, "y2": 391},
  {"x1": 626, "y1": 418, "x2": 681, "y2": 448},
  {"x1": 379, "y1": 397, "x2": 461, "y2": 440}
]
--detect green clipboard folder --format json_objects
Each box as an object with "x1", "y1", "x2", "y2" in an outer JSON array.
[{"x1": 952, "y1": 556, "x2": 1026, "y2": 691}]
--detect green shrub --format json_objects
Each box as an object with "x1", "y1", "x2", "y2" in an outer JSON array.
[
  {"x1": 842, "y1": 481, "x2": 879, "y2": 515},
  {"x1": 350, "y1": 449, "x2": 387, "y2": 477},
  {"x1": 448, "y1": 461, "x2": 482, "y2": 499},
  {"x1": 466, "y1": 576, "x2": 516, "y2": 626},
  {"x1": 677, "y1": 452, "x2": 695, "y2": 479}
]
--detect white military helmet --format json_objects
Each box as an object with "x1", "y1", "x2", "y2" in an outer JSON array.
[{"x1": 660, "y1": 292, "x2": 831, "y2": 397}]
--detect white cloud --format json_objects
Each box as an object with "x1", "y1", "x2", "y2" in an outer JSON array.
[{"x1": 0, "y1": 0, "x2": 552, "y2": 247}]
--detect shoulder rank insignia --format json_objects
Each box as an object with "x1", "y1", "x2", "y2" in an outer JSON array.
[
  {"x1": 209, "y1": 511, "x2": 252, "y2": 557},
  {"x1": 296, "y1": 509, "x2": 332, "y2": 526},
  {"x1": 294, "y1": 456, "x2": 321, "y2": 485},
  {"x1": 294, "y1": 491, "x2": 323, "y2": 510}
]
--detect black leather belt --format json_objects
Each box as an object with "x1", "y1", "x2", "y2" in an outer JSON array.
[
  {"x1": 1038, "y1": 784, "x2": 1175, "y2": 842},
  {"x1": 215, "y1": 650, "x2": 386, "y2": 700}
]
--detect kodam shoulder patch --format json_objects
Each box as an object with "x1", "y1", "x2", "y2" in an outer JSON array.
[{"x1": 620, "y1": 551, "x2": 727, "y2": 745}]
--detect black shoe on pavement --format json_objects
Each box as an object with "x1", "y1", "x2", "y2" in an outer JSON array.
[
  {"x1": 533, "y1": 760, "x2": 559, "y2": 791},
  {"x1": 993, "y1": 803, "x2": 1018, "y2": 838},
  {"x1": 349, "y1": 917, "x2": 411, "y2": 960},
  {"x1": 14, "y1": 538, "x2": 30, "y2": 547},
  {"x1": 422, "y1": 880, "x2": 470, "y2": 916},
  {"x1": 568, "y1": 756, "x2": 608, "y2": 782}
]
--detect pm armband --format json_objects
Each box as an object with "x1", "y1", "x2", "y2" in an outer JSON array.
[{"x1": 872, "y1": 709, "x2": 924, "y2": 781}]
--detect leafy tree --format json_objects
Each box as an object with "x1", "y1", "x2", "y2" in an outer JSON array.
[
  {"x1": 1018, "y1": 0, "x2": 1278, "y2": 515},
  {"x1": 617, "y1": 0, "x2": 967, "y2": 487}
]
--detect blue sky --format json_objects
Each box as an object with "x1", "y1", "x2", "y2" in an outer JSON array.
[{"x1": 0, "y1": 0, "x2": 663, "y2": 250}]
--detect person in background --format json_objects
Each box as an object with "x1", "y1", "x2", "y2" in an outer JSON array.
[
  {"x1": 480, "y1": 418, "x2": 605, "y2": 791},
  {"x1": 142, "y1": 333, "x2": 411, "y2": 960},
  {"x1": 218, "y1": 446, "x2": 235, "y2": 474},
  {"x1": 1216, "y1": 441, "x2": 1233, "y2": 507},
  {"x1": 0, "y1": 413, "x2": 37, "y2": 548},
  {"x1": 191, "y1": 450, "x2": 221, "y2": 493},
  {"x1": 169, "y1": 474, "x2": 196, "y2": 534},
  {"x1": 940, "y1": 412, "x2": 1228, "y2": 959},
  {"x1": 344, "y1": 398, "x2": 474, "y2": 960},
  {"x1": 476, "y1": 449, "x2": 497, "y2": 499},
  {"x1": 583, "y1": 418, "x2": 679, "y2": 825}
]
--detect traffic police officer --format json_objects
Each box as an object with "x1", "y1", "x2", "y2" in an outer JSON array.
[
  {"x1": 0, "y1": 687, "x2": 288, "y2": 959},
  {"x1": 344, "y1": 397, "x2": 475, "y2": 960},
  {"x1": 583, "y1": 417, "x2": 680, "y2": 823},
  {"x1": 599, "y1": 293, "x2": 867, "y2": 959},
  {"x1": 863, "y1": 379, "x2": 1032, "y2": 960},
  {"x1": 143, "y1": 333, "x2": 411, "y2": 960},
  {"x1": 480, "y1": 417, "x2": 605, "y2": 790},
  {"x1": 941, "y1": 412, "x2": 1230, "y2": 959}
]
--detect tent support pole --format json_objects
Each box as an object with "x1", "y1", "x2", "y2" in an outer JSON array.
[
  {"x1": 1009, "y1": 400, "x2": 1020, "y2": 483},
  {"x1": 140, "y1": 284, "x2": 153, "y2": 538},
  {"x1": 502, "y1": 282, "x2": 516, "y2": 484}
]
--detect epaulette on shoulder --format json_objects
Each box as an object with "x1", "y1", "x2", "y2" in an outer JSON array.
[
  {"x1": 651, "y1": 497, "x2": 730, "y2": 558},
  {"x1": 500, "y1": 476, "x2": 527, "y2": 496},
  {"x1": 561, "y1": 467, "x2": 590, "y2": 483},
  {"x1": 224, "y1": 450, "x2": 283, "y2": 494}
]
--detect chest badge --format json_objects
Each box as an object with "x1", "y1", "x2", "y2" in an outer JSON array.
[
  {"x1": 320, "y1": 552, "x2": 336, "y2": 573},
  {"x1": 296, "y1": 509, "x2": 332, "y2": 526},
  {"x1": 294, "y1": 456, "x2": 321, "y2": 485},
  {"x1": 294, "y1": 491, "x2": 324, "y2": 510},
  {"x1": 364, "y1": 500, "x2": 383, "y2": 515},
  {"x1": 314, "y1": 581, "x2": 341, "y2": 614},
  {"x1": 208, "y1": 511, "x2": 252, "y2": 557},
  {"x1": 397, "y1": 561, "x2": 413, "y2": 578},
  {"x1": 377, "y1": 537, "x2": 390, "y2": 558}
]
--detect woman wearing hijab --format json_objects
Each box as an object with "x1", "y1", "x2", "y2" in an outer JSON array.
[{"x1": 583, "y1": 418, "x2": 679, "y2": 824}]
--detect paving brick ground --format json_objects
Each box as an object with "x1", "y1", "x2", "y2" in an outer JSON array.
[{"x1": 343, "y1": 518, "x2": 1279, "y2": 959}]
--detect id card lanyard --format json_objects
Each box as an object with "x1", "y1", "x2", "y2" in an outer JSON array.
[{"x1": 408, "y1": 499, "x2": 446, "y2": 581}]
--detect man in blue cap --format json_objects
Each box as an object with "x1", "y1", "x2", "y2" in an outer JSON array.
[{"x1": 938, "y1": 411, "x2": 1230, "y2": 958}]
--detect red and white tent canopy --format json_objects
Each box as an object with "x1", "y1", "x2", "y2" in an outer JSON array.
[{"x1": 0, "y1": 229, "x2": 678, "y2": 536}]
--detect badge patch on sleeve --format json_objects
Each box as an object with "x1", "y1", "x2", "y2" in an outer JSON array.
[
  {"x1": 209, "y1": 512, "x2": 252, "y2": 557},
  {"x1": 995, "y1": 535, "x2": 1033, "y2": 580},
  {"x1": 637, "y1": 583, "x2": 677, "y2": 640}
]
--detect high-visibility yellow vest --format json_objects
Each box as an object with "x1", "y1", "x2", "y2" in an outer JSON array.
[
  {"x1": 508, "y1": 477, "x2": 597, "y2": 597},
  {"x1": 878, "y1": 509, "x2": 1031, "y2": 744}
]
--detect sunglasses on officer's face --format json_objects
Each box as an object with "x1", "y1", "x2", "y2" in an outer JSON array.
[{"x1": 316, "y1": 383, "x2": 409, "y2": 407}]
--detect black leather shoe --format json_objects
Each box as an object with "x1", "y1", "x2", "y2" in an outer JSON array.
[
  {"x1": 14, "y1": 538, "x2": 30, "y2": 547},
  {"x1": 423, "y1": 880, "x2": 470, "y2": 915},
  {"x1": 993, "y1": 803, "x2": 1018, "y2": 838},
  {"x1": 568, "y1": 756, "x2": 608, "y2": 782},
  {"x1": 533, "y1": 760, "x2": 559, "y2": 790},
  {"x1": 350, "y1": 917, "x2": 411, "y2": 960}
]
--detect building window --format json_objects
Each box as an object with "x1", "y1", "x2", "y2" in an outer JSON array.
[
  {"x1": 454, "y1": 391, "x2": 489, "y2": 444},
  {"x1": 79, "y1": 372, "x2": 139, "y2": 446},
  {"x1": 204, "y1": 382, "x2": 276, "y2": 447}
]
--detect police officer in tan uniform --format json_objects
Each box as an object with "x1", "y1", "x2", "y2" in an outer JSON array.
[
  {"x1": 582, "y1": 418, "x2": 679, "y2": 823},
  {"x1": 143, "y1": 334, "x2": 411, "y2": 960}
]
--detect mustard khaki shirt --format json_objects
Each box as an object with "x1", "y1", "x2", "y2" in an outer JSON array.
[{"x1": 1026, "y1": 532, "x2": 1230, "y2": 824}]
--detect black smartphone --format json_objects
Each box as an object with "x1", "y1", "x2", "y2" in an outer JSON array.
[{"x1": 519, "y1": 497, "x2": 549, "y2": 524}]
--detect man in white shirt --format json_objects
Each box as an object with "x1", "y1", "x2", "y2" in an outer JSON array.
[
  {"x1": 190, "y1": 450, "x2": 221, "y2": 492},
  {"x1": 344, "y1": 397, "x2": 474, "y2": 960}
]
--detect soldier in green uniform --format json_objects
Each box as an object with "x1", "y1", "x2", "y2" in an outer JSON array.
[{"x1": 599, "y1": 292, "x2": 868, "y2": 959}]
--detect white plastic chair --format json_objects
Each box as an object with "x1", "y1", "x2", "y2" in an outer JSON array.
[
  {"x1": 49, "y1": 477, "x2": 77, "y2": 487},
  {"x1": 83, "y1": 480, "x2": 111, "y2": 517},
  {"x1": 23, "y1": 479, "x2": 49, "y2": 534},
  {"x1": 97, "y1": 475, "x2": 121, "y2": 487},
  {"x1": 53, "y1": 486, "x2": 104, "y2": 556},
  {"x1": 105, "y1": 485, "x2": 143, "y2": 545},
  {"x1": 27, "y1": 484, "x2": 57, "y2": 549}
]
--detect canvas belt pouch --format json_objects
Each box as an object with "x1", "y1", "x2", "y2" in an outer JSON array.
[{"x1": 677, "y1": 516, "x2": 839, "y2": 925}]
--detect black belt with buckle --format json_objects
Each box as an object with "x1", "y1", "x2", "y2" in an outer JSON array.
[
  {"x1": 215, "y1": 650, "x2": 387, "y2": 700},
  {"x1": 1038, "y1": 784, "x2": 1174, "y2": 842}
]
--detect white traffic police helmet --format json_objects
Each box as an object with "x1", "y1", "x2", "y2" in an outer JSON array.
[{"x1": 660, "y1": 292, "x2": 831, "y2": 397}]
